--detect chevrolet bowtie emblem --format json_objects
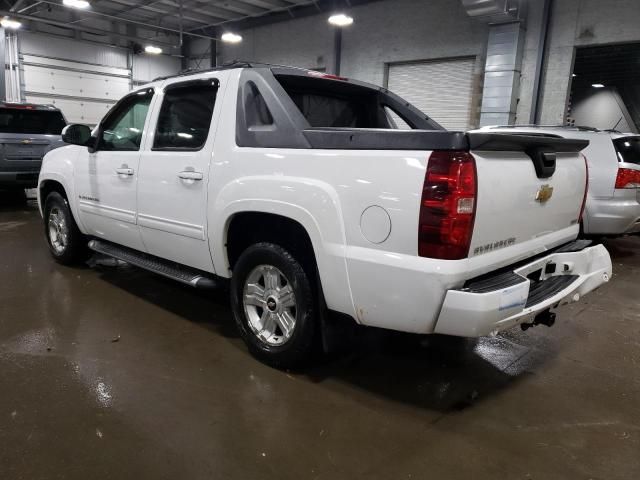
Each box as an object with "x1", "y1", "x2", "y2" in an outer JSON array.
[
  {"x1": 21, "y1": 139, "x2": 33, "y2": 144},
  {"x1": 536, "y1": 184, "x2": 554, "y2": 203}
]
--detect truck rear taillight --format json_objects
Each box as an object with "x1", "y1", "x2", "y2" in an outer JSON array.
[
  {"x1": 579, "y1": 153, "x2": 589, "y2": 222},
  {"x1": 615, "y1": 168, "x2": 640, "y2": 189},
  {"x1": 419, "y1": 150, "x2": 477, "y2": 260}
]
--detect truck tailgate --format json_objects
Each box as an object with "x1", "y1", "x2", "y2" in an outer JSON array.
[{"x1": 467, "y1": 133, "x2": 589, "y2": 260}]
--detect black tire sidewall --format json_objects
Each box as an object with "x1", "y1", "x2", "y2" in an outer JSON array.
[
  {"x1": 230, "y1": 243, "x2": 316, "y2": 368},
  {"x1": 43, "y1": 192, "x2": 86, "y2": 265}
]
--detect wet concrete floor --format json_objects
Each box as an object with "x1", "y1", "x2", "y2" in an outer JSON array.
[{"x1": 1, "y1": 194, "x2": 639, "y2": 479}]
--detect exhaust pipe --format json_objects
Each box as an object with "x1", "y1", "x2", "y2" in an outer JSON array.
[{"x1": 521, "y1": 309, "x2": 556, "y2": 331}]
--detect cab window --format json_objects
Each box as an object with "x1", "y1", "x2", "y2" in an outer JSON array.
[
  {"x1": 153, "y1": 80, "x2": 218, "y2": 151},
  {"x1": 98, "y1": 89, "x2": 153, "y2": 151}
]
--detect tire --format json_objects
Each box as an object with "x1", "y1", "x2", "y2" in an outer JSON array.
[
  {"x1": 230, "y1": 242, "x2": 317, "y2": 369},
  {"x1": 43, "y1": 191, "x2": 89, "y2": 265}
]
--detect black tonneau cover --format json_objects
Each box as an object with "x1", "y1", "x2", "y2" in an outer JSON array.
[
  {"x1": 303, "y1": 128, "x2": 467, "y2": 150},
  {"x1": 302, "y1": 128, "x2": 590, "y2": 153}
]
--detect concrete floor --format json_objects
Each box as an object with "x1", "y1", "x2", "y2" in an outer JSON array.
[{"x1": 1, "y1": 194, "x2": 639, "y2": 480}]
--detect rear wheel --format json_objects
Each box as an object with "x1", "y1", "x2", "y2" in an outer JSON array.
[
  {"x1": 44, "y1": 191, "x2": 89, "y2": 265},
  {"x1": 230, "y1": 242, "x2": 317, "y2": 369}
]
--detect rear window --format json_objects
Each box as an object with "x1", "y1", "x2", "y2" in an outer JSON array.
[
  {"x1": 274, "y1": 74, "x2": 439, "y2": 130},
  {"x1": 613, "y1": 137, "x2": 640, "y2": 165},
  {"x1": 0, "y1": 108, "x2": 66, "y2": 135}
]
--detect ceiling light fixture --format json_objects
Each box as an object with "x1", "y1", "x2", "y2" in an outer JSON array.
[
  {"x1": 328, "y1": 13, "x2": 354, "y2": 27},
  {"x1": 571, "y1": 73, "x2": 577, "y2": 77},
  {"x1": 0, "y1": 17, "x2": 22, "y2": 29},
  {"x1": 144, "y1": 45, "x2": 162, "y2": 54},
  {"x1": 592, "y1": 83, "x2": 605, "y2": 88},
  {"x1": 62, "y1": 0, "x2": 91, "y2": 9},
  {"x1": 221, "y1": 32, "x2": 242, "y2": 43}
]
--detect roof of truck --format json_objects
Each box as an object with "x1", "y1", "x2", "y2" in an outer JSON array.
[{"x1": 151, "y1": 60, "x2": 318, "y2": 82}]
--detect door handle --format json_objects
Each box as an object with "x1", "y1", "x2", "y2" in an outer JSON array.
[
  {"x1": 178, "y1": 170, "x2": 203, "y2": 181},
  {"x1": 115, "y1": 165, "x2": 134, "y2": 176}
]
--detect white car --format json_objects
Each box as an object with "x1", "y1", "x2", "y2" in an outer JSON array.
[
  {"x1": 37, "y1": 64, "x2": 612, "y2": 368},
  {"x1": 476, "y1": 125, "x2": 640, "y2": 236}
]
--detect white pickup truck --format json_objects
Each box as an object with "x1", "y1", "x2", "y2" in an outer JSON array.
[{"x1": 37, "y1": 63, "x2": 612, "y2": 368}]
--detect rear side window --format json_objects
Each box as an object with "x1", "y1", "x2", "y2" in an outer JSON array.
[
  {"x1": 153, "y1": 81, "x2": 217, "y2": 151},
  {"x1": 613, "y1": 137, "x2": 640, "y2": 165},
  {"x1": 277, "y1": 75, "x2": 386, "y2": 128},
  {"x1": 0, "y1": 108, "x2": 66, "y2": 134},
  {"x1": 273, "y1": 73, "x2": 444, "y2": 131}
]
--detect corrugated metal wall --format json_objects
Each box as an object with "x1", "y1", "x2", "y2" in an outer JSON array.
[
  {"x1": 387, "y1": 57, "x2": 478, "y2": 131},
  {"x1": 132, "y1": 54, "x2": 181, "y2": 85},
  {"x1": 17, "y1": 32, "x2": 180, "y2": 124}
]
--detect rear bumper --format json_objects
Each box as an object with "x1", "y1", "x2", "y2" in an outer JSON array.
[
  {"x1": 584, "y1": 191, "x2": 640, "y2": 235},
  {"x1": 0, "y1": 171, "x2": 40, "y2": 188},
  {"x1": 433, "y1": 243, "x2": 612, "y2": 337}
]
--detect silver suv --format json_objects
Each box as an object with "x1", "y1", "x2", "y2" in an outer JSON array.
[
  {"x1": 0, "y1": 102, "x2": 66, "y2": 190},
  {"x1": 475, "y1": 125, "x2": 640, "y2": 237}
]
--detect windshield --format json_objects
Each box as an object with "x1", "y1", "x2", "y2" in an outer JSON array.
[
  {"x1": 0, "y1": 108, "x2": 66, "y2": 135},
  {"x1": 613, "y1": 137, "x2": 640, "y2": 165}
]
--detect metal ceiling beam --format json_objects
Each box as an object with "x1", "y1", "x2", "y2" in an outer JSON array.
[
  {"x1": 9, "y1": 0, "x2": 29, "y2": 11},
  {"x1": 94, "y1": 0, "x2": 227, "y2": 25},
  {"x1": 188, "y1": 0, "x2": 377, "y2": 32},
  {"x1": 187, "y1": 0, "x2": 320, "y2": 31},
  {"x1": 0, "y1": 8, "x2": 180, "y2": 46},
  {"x1": 35, "y1": 0, "x2": 219, "y2": 40}
]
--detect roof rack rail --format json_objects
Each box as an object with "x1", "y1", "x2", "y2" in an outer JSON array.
[
  {"x1": 151, "y1": 61, "x2": 253, "y2": 82},
  {"x1": 150, "y1": 60, "x2": 314, "y2": 82}
]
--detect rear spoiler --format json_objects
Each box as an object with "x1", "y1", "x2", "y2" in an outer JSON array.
[
  {"x1": 468, "y1": 132, "x2": 590, "y2": 179},
  {"x1": 467, "y1": 133, "x2": 589, "y2": 153}
]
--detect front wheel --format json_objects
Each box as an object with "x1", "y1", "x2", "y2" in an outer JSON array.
[
  {"x1": 43, "y1": 191, "x2": 89, "y2": 265},
  {"x1": 230, "y1": 243, "x2": 317, "y2": 369}
]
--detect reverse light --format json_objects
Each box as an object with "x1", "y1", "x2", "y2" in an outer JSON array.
[
  {"x1": 418, "y1": 151, "x2": 477, "y2": 260},
  {"x1": 615, "y1": 168, "x2": 640, "y2": 189}
]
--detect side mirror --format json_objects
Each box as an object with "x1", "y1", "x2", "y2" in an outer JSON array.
[{"x1": 61, "y1": 124, "x2": 92, "y2": 147}]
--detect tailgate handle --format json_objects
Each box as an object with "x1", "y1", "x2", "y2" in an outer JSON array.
[{"x1": 527, "y1": 147, "x2": 556, "y2": 179}]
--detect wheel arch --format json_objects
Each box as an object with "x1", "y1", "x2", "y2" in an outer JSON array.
[
  {"x1": 38, "y1": 174, "x2": 86, "y2": 233},
  {"x1": 213, "y1": 200, "x2": 354, "y2": 318}
]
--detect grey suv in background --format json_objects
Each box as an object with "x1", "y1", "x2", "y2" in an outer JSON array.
[{"x1": 0, "y1": 103, "x2": 66, "y2": 190}]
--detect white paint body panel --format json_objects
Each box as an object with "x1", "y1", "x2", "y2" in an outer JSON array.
[{"x1": 37, "y1": 69, "x2": 614, "y2": 337}]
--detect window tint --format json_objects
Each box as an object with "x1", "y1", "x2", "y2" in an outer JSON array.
[
  {"x1": 153, "y1": 82, "x2": 217, "y2": 150},
  {"x1": 613, "y1": 137, "x2": 640, "y2": 165},
  {"x1": 277, "y1": 75, "x2": 390, "y2": 128},
  {"x1": 99, "y1": 90, "x2": 153, "y2": 151},
  {"x1": 244, "y1": 81, "x2": 273, "y2": 128},
  {"x1": 273, "y1": 73, "x2": 444, "y2": 130},
  {"x1": 0, "y1": 108, "x2": 66, "y2": 134}
]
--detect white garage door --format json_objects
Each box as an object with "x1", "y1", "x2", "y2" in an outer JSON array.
[
  {"x1": 387, "y1": 57, "x2": 476, "y2": 131},
  {"x1": 19, "y1": 33, "x2": 132, "y2": 126},
  {"x1": 22, "y1": 56, "x2": 131, "y2": 126}
]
